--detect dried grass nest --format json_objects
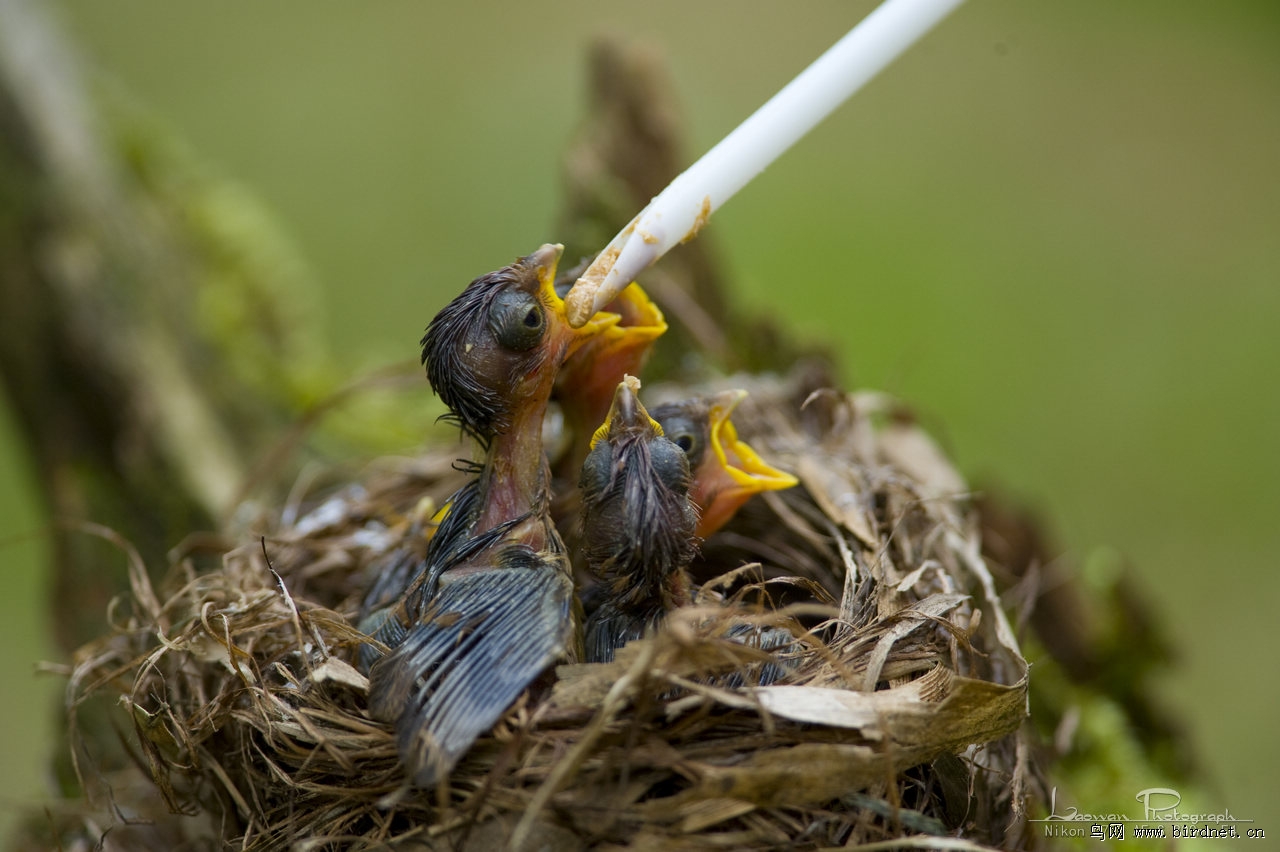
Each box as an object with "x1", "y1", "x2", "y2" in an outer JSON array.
[{"x1": 68, "y1": 373, "x2": 1040, "y2": 851}]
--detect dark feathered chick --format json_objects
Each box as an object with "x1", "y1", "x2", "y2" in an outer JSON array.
[
  {"x1": 578, "y1": 376, "x2": 699, "y2": 663},
  {"x1": 650, "y1": 390, "x2": 798, "y2": 538},
  {"x1": 363, "y1": 245, "x2": 614, "y2": 787},
  {"x1": 581, "y1": 379, "x2": 803, "y2": 682}
]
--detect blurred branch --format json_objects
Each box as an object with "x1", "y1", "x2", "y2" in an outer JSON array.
[{"x1": 0, "y1": 0, "x2": 311, "y2": 650}]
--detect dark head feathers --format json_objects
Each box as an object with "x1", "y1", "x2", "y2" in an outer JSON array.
[
  {"x1": 420, "y1": 251, "x2": 556, "y2": 444},
  {"x1": 420, "y1": 268, "x2": 515, "y2": 445}
]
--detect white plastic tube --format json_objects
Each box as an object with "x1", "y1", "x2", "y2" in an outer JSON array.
[{"x1": 566, "y1": 0, "x2": 966, "y2": 326}]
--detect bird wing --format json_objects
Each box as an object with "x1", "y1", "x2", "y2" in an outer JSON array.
[
  {"x1": 368, "y1": 560, "x2": 573, "y2": 787},
  {"x1": 723, "y1": 622, "x2": 803, "y2": 686},
  {"x1": 584, "y1": 601, "x2": 655, "y2": 664}
]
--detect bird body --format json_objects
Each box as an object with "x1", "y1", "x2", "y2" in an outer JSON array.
[
  {"x1": 579, "y1": 376, "x2": 698, "y2": 663},
  {"x1": 360, "y1": 244, "x2": 798, "y2": 782},
  {"x1": 364, "y1": 245, "x2": 612, "y2": 786},
  {"x1": 367, "y1": 519, "x2": 575, "y2": 786}
]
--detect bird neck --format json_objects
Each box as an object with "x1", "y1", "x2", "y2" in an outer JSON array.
[
  {"x1": 694, "y1": 488, "x2": 752, "y2": 539},
  {"x1": 473, "y1": 401, "x2": 553, "y2": 546}
]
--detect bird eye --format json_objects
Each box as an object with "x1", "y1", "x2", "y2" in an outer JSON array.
[
  {"x1": 488, "y1": 289, "x2": 545, "y2": 351},
  {"x1": 653, "y1": 409, "x2": 708, "y2": 468}
]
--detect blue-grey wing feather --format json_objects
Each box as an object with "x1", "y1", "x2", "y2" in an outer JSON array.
[{"x1": 368, "y1": 563, "x2": 572, "y2": 786}]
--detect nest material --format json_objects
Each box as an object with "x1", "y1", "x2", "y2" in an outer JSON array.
[{"x1": 66, "y1": 379, "x2": 1038, "y2": 851}]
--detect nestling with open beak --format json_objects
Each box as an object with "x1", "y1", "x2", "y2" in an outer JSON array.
[
  {"x1": 580, "y1": 378, "x2": 803, "y2": 683},
  {"x1": 650, "y1": 390, "x2": 798, "y2": 538}
]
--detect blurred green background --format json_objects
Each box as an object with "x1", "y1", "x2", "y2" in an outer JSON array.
[{"x1": 2, "y1": 0, "x2": 1277, "y2": 841}]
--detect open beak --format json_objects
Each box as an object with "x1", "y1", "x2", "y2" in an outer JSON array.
[
  {"x1": 530, "y1": 243, "x2": 621, "y2": 360},
  {"x1": 564, "y1": 281, "x2": 666, "y2": 375},
  {"x1": 590, "y1": 375, "x2": 662, "y2": 449},
  {"x1": 556, "y1": 257, "x2": 667, "y2": 369},
  {"x1": 593, "y1": 281, "x2": 668, "y2": 352},
  {"x1": 557, "y1": 277, "x2": 667, "y2": 420},
  {"x1": 695, "y1": 389, "x2": 798, "y2": 537},
  {"x1": 549, "y1": 255, "x2": 667, "y2": 468}
]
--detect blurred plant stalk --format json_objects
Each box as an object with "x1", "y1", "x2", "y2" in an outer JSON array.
[{"x1": 0, "y1": 0, "x2": 334, "y2": 650}]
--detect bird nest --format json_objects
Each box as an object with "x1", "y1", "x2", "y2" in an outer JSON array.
[{"x1": 66, "y1": 376, "x2": 1036, "y2": 851}]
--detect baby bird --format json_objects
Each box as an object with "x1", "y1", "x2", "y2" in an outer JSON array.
[
  {"x1": 578, "y1": 376, "x2": 699, "y2": 663},
  {"x1": 364, "y1": 245, "x2": 615, "y2": 786},
  {"x1": 581, "y1": 379, "x2": 803, "y2": 685},
  {"x1": 650, "y1": 390, "x2": 798, "y2": 538}
]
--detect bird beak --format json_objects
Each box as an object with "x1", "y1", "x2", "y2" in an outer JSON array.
[
  {"x1": 526, "y1": 242, "x2": 563, "y2": 283},
  {"x1": 531, "y1": 244, "x2": 620, "y2": 358},
  {"x1": 592, "y1": 281, "x2": 668, "y2": 351},
  {"x1": 556, "y1": 278, "x2": 667, "y2": 424},
  {"x1": 690, "y1": 389, "x2": 797, "y2": 536},
  {"x1": 590, "y1": 375, "x2": 662, "y2": 449},
  {"x1": 707, "y1": 390, "x2": 798, "y2": 493},
  {"x1": 584, "y1": 282, "x2": 667, "y2": 390}
]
